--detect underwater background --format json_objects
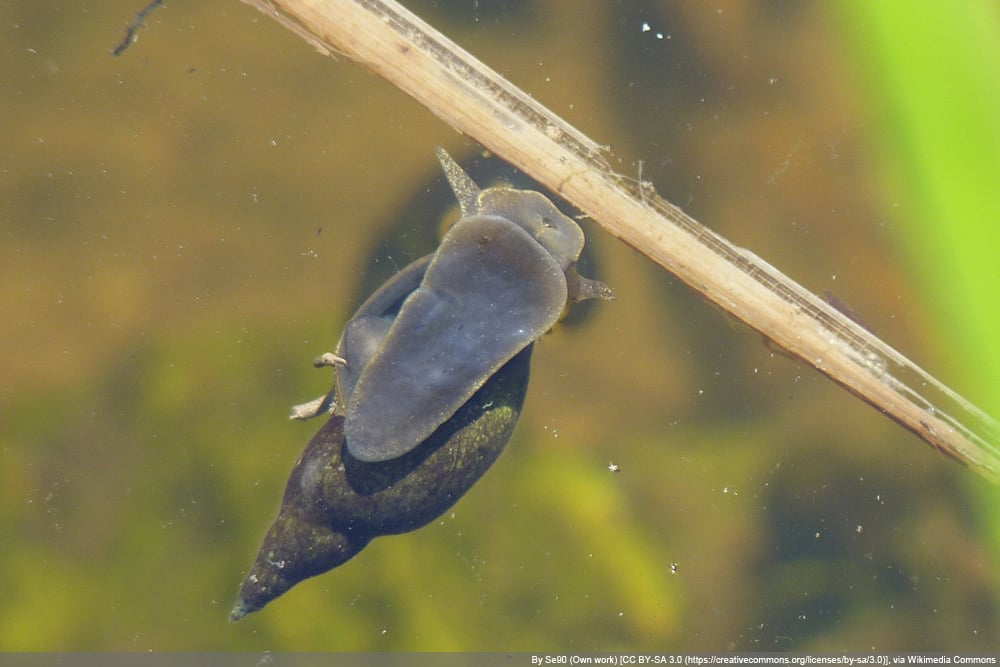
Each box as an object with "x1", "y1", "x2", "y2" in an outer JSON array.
[{"x1": 2, "y1": 0, "x2": 999, "y2": 651}]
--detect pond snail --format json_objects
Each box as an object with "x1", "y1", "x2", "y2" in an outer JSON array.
[{"x1": 231, "y1": 148, "x2": 612, "y2": 620}]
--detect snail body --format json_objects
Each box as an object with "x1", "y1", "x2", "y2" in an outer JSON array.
[{"x1": 232, "y1": 149, "x2": 611, "y2": 620}]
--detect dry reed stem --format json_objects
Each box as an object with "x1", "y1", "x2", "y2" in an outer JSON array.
[{"x1": 239, "y1": 0, "x2": 1000, "y2": 482}]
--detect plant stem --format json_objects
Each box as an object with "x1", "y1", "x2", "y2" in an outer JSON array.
[{"x1": 239, "y1": 0, "x2": 1000, "y2": 483}]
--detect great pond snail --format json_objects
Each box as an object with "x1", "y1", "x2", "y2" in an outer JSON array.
[{"x1": 231, "y1": 149, "x2": 612, "y2": 620}]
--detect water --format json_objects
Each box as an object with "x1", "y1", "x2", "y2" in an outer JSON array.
[{"x1": 0, "y1": 0, "x2": 996, "y2": 652}]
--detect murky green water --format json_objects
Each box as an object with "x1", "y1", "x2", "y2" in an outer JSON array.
[{"x1": 1, "y1": 0, "x2": 996, "y2": 651}]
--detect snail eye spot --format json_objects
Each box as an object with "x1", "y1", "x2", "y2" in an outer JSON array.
[{"x1": 541, "y1": 217, "x2": 555, "y2": 229}]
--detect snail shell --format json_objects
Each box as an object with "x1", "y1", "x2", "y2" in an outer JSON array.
[{"x1": 231, "y1": 255, "x2": 532, "y2": 620}]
